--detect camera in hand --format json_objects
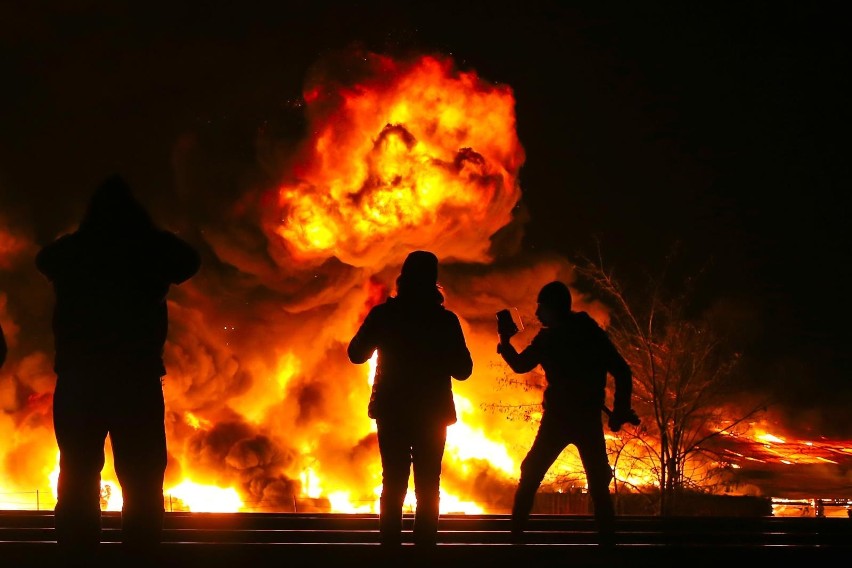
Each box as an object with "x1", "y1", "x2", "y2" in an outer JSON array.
[
  {"x1": 496, "y1": 309, "x2": 519, "y2": 338},
  {"x1": 608, "y1": 408, "x2": 641, "y2": 432}
]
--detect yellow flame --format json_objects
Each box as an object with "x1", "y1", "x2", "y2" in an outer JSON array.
[
  {"x1": 300, "y1": 467, "x2": 322, "y2": 499},
  {"x1": 275, "y1": 352, "x2": 301, "y2": 391},
  {"x1": 101, "y1": 482, "x2": 123, "y2": 510},
  {"x1": 757, "y1": 432, "x2": 786, "y2": 444},
  {"x1": 185, "y1": 412, "x2": 211, "y2": 430},
  {"x1": 271, "y1": 53, "x2": 523, "y2": 266},
  {"x1": 167, "y1": 481, "x2": 243, "y2": 512},
  {"x1": 446, "y1": 395, "x2": 515, "y2": 475},
  {"x1": 327, "y1": 489, "x2": 376, "y2": 514},
  {"x1": 367, "y1": 350, "x2": 378, "y2": 386},
  {"x1": 402, "y1": 489, "x2": 483, "y2": 515}
]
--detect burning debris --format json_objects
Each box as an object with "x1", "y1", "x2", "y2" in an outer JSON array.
[{"x1": 707, "y1": 421, "x2": 852, "y2": 501}]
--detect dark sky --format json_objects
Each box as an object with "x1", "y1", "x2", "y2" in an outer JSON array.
[{"x1": 1, "y1": 2, "x2": 849, "y2": 433}]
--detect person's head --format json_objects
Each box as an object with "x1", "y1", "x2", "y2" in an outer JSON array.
[
  {"x1": 535, "y1": 281, "x2": 572, "y2": 326},
  {"x1": 79, "y1": 174, "x2": 154, "y2": 234},
  {"x1": 395, "y1": 250, "x2": 443, "y2": 304}
]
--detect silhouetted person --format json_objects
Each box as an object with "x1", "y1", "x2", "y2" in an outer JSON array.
[
  {"x1": 497, "y1": 281, "x2": 635, "y2": 546},
  {"x1": 36, "y1": 175, "x2": 200, "y2": 565},
  {"x1": 348, "y1": 251, "x2": 473, "y2": 546}
]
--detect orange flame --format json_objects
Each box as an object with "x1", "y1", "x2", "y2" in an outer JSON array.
[
  {"x1": 3, "y1": 50, "x2": 850, "y2": 515},
  {"x1": 267, "y1": 52, "x2": 524, "y2": 268}
]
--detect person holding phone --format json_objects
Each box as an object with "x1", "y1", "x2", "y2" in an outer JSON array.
[{"x1": 497, "y1": 280, "x2": 635, "y2": 546}]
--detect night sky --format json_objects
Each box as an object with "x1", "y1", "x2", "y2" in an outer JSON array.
[{"x1": 1, "y1": 2, "x2": 850, "y2": 435}]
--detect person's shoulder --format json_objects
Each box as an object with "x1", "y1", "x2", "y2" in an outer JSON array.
[
  {"x1": 36, "y1": 232, "x2": 82, "y2": 274},
  {"x1": 150, "y1": 229, "x2": 200, "y2": 258},
  {"x1": 366, "y1": 297, "x2": 394, "y2": 316},
  {"x1": 571, "y1": 311, "x2": 601, "y2": 328},
  {"x1": 571, "y1": 312, "x2": 616, "y2": 345},
  {"x1": 151, "y1": 228, "x2": 191, "y2": 246},
  {"x1": 51, "y1": 231, "x2": 80, "y2": 245},
  {"x1": 38, "y1": 232, "x2": 79, "y2": 254},
  {"x1": 565, "y1": 312, "x2": 607, "y2": 338},
  {"x1": 436, "y1": 304, "x2": 463, "y2": 322}
]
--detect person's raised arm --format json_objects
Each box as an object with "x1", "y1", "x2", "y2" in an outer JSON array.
[{"x1": 497, "y1": 335, "x2": 540, "y2": 374}]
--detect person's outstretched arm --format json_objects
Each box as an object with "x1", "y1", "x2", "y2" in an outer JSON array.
[{"x1": 497, "y1": 334, "x2": 540, "y2": 374}]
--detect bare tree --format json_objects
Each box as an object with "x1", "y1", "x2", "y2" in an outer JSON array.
[
  {"x1": 482, "y1": 247, "x2": 766, "y2": 514},
  {"x1": 575, "y1": 245, "x2": 766, "y2": 515}
]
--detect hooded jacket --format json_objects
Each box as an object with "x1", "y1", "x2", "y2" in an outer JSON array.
[{"x1": 36, "y1": 177, "x2": 200, "y2": 377}]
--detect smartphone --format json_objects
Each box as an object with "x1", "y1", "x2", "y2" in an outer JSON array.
[{"x1": 496, "y1": 307, "x2": 524, "y2": 335}]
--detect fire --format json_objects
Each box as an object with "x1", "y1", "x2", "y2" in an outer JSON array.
[
  {"x1": 445, "y1": 395, "x2": 516, "y2": 475},
  {"x1": 48, "y1": 451, "x2": 243, "y2": 513},
  {"x1": 757, "y1": 432, "x2": 786, "y2": 445},
  {"x1": 719, "y1": 425, "x2": 849, "y2": 466},
  {"x1": 3, "y1": 48, "x2": 851, "y2": 517},
  {"x1": 0, "y1": 226, "x2": 29, "y2": 270},
  {"x1": 1, "y1": 49, "x2": 537, "y2": 514},
  {"x1": 407, "y1": 490, "x2": 484, "y2": 515},
  {"x1": 185, "y1": 412, "x2": 211, "y2": 430},
  {"x1": 167, "y1": 481, "x2": 243, "y2": 513},
  {"x1": 47, "y1": 452, "x2": 124, "y2": 511},
  {"x1": 300, "y1": 467, "x2": 322, "y2": 499},
  {"x1": 268, "y1": 52, "x2": 524, "y2": 268}
]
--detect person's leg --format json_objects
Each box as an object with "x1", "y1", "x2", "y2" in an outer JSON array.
[
  {"x1": 575, "y1": 422, "x2": 616, "y2": 544},
  {"x1": 512, "y1": 414, "x2": 568, "y2": 536},
  {"x1": 376, "y1": 420, "x2": 412, "y2": 545},
  {"x1": 411, "y1": 423, "x2": 447, "y2": 546},
  {"x1": 53, "y1": 377, "x2": 108, "y2": 564},
  {"x1": 112, "y1": 377, "x2": 167, "y2": 558}
]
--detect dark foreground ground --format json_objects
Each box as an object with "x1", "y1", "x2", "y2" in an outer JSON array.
[{"x1": 1, "y1": 510, "x2": 850, "y2": 567}]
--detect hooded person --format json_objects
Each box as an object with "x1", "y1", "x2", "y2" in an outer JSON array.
[
  {"x1": 36, "y1": 174, "x2": 200, "y2": 565},
  {"x1": 348, "y1": 250, "x2": 473, "y2": 546}
]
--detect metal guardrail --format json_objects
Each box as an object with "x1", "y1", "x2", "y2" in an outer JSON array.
[{"x1": 1, "y1": 511, "x2": 850, "y2": 567}]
